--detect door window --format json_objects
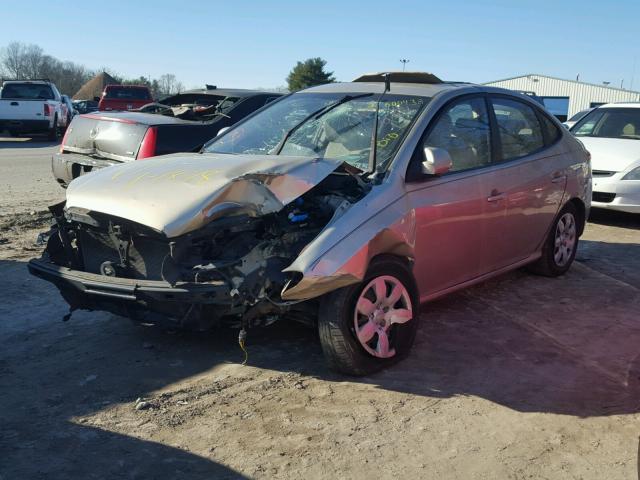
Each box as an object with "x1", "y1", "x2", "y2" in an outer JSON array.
[
  {"x1": 491, "y1": 98, "x2": 545, "y2": 161},
  {"x1": 423, "y1": 97, "x2": 491, "y2": 172}
]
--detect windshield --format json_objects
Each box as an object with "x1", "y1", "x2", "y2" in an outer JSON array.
[
  {"x1": 204, "y1": 92, "x2": 428, "y2": 171},
  {"x1": 573, "y1": 108, "x2": 640, "y2": 140},
  {"x1": 1, "y1": 83, "x2": 54, "y2": 100}
]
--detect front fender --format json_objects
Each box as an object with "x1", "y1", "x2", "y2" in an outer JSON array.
[{"x1": 281, "y1": 194, "x2": 416, "y2": 300}]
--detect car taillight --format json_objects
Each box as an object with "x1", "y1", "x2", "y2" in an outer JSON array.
[
  {"x1": 44, "y1": 104, "x2": 51, "y2": 116},
  {"x1": 137, "y1": 127, "x2": 157, "y2": 159},
  {"x1": 59, "y1": 124, "x2": 70, "y2": 153}
]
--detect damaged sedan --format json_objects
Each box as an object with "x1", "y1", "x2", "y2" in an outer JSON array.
[{"x1": 29, "y1": 72, "x2": 591, "y2": 375}]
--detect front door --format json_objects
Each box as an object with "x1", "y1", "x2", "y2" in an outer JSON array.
[{"x1": 407, "y1": 95, "x2": 495, "y2": 299}]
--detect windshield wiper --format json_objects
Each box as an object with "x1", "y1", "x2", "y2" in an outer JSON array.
[{"x1": 273, "y1": 93, "x2": 373, "y2": 155}]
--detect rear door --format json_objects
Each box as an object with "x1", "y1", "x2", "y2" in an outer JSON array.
[{"x1": 483, "y1": 95, "x2": 567, "y2": 270}]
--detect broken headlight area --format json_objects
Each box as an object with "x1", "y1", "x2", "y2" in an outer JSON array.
[{"x1": 33, "y1": 173, "x2": 364, "y2": 330}]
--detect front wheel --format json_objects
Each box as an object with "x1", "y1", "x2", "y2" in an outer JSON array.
[
  {"x1": 318, "y1": 256, "x2": 420, "y2": 376},
  {"x1": 528, "y1": 202, "x2": 580, "y2": 277}
]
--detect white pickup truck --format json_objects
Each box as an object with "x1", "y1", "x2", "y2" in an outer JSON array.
[{"x1": 0, "y1": 80, "x2": 67, "y2": 140}]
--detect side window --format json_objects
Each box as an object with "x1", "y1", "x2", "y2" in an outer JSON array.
[
  {"x1": 423, "y1": 97, "x2": 491, "y2": 172},
  {"x1": 491, "y1": 98, "x2": 544, "y2": 161},
  {"x1": 539, "y1": 112, "x2": 562, "y2": 145}
]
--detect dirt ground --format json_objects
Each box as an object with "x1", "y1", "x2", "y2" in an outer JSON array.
[{"x1": 2, "y1": 137, "x2": 640, "y2": 479}]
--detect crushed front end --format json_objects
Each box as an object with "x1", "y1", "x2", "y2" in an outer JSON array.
[{"x1": 29, "y1": 173, "x2": 363, "y2": 330}]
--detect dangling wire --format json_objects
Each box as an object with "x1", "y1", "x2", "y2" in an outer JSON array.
[{"x1": 238, "y1": 328, "x2": 248, "y2": 365}]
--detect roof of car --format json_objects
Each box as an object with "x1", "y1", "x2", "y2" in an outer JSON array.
[
  {"x1": 600, "y1": 102, "x2": 640, "y2": 109},
  {"x1": 168, "y1": 88, "x2": 282, "y2": 98},
  {"x1": 1, "y1": 79, "x2": 52, "y2": 85},
  {"x1": 302, "y1": 80, "x2": 473, "y2": 97}
]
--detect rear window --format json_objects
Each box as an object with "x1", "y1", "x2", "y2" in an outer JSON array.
[
  {"x1": 104, "y1": 86, "x2": 151, "y2": 100},
  {"x1": 1, "y1": 83, "x2": 54, "y2": 100}
]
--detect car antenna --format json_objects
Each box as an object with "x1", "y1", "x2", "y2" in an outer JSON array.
[{"x1": 368, "y1": 73, "x2": 391, "y2": 174}]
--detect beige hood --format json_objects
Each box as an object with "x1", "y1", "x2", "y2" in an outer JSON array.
[{"x1": 65, "y1": 153, "x2": 343, "y2": 238}]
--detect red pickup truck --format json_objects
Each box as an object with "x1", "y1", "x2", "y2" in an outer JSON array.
[{"x1": 98, "y1": 85, "x2": 152, "y2": 111}]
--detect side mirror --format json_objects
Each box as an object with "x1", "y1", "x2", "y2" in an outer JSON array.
[
  {"x1": 93, "y1": 96, "x2": 100, "y2": 102},
  {"x1": 421, "y1": 147, "x2": 452, "y2": 176},
  {"x1": 217, "y1": 126, "x2": 231, "y2": 136}
]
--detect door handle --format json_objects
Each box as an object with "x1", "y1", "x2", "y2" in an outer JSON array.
[
  {"x1": 487, "y1": 191, "x2": 506, "y2": 202},
  {"x1": 10, "y1": 101, "x2": 18, "y2": 106},
  {"x1": 551, "y1": 175, "x2": 567, "y2": 184}
]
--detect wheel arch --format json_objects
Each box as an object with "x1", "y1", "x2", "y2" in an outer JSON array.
[{"x1": 567, "y1": 197, "x2": 586, "y2": 236}]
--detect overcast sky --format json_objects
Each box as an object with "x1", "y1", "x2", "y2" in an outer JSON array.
[{"x1": 2, "y1": 0, "x2": 638, "y2": 90}]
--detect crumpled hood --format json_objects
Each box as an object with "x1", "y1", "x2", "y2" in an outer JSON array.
[
  {"x1": 577, "y1": 136, "x2": 640, "y2": 172},
  {"x1": 65, "y1": 153, "x2": 343, "y2": 238}
]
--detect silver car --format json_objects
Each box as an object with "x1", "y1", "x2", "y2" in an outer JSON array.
[{"x1": 29, "y1": 72, "x2": 591, "y2": 375}]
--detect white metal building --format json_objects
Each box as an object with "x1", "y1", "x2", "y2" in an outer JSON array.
[{"x1": 484, "y1": 74, "x2": 640, "y2": 121}]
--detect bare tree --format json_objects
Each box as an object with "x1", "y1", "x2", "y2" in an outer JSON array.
[
  {"x1": 157, "y1": 73, "x2": 184, "y2": 96},
  {"x1": 0, "y1": 42, "x2": 186, "y2": 98},
  {"x1": 2, "y1": 42, "x2": 26, "y2": 78},
  {"x1": 22, "y1": 44, "x2": 45, "y2": 79}
]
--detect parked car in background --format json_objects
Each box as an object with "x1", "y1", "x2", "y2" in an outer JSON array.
[
  {"x1": 61, "y1": 95, "x2": 76, "y2": 126},
  {"x1": 97, "y1": 84, "x2": 153, "y2": 111},
  {"x1": 32, "y1": 72, "x2": 590, "y2": 375},
  {"x1": 72, "y1": 100, "x2": 98, "y2": 114},
  {"x1": 52, "y1": 88, "x2": 281, "y2": 186},
  {"x1": 133, "y1": 86, "x2": 281, "y2": 120},
  {"x1": 572, "y1": 103, "x2": 640, "y2": 213},
  {"x1": 563, "y1": 108, "x2": 594, "y2": 129},
  {"x1": 0, "y1": 79, "x2": 67, "y2": 140}
]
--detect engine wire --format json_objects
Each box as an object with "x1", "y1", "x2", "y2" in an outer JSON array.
[{"x1": 238, "y1": 328, "x2": 248, "y2": 365}]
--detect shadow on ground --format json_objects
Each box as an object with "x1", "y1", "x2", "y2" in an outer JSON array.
[
  {"x1": 0, "y1": 136, "x2": 60, "y2": 148},
  {"x1": 588, "y1": 208, "x2": 640, "y2": 229},
  {"x1": 2, "y1": 213, "x2": 640, "y2": 476}
]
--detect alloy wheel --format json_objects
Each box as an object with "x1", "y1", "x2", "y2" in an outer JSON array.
[
  {"x1": 554, "y1": 212, "x2": 576, "y2": 267},
  {"x1": 353, "y1": 275, "x2": 413, "y2": 358}
]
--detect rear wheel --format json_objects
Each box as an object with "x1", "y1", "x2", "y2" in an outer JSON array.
[
  {"x1": 48, "y1": 115, "x2": 59, "y2": 141},
  {"x1": 318, "y1": 256, "x2": 420, "y2": 376},
  {"x1": 528, "y1": 202, "x2": 579, "y2": 277}
]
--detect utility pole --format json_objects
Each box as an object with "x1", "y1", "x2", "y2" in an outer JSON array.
[{"x1": 399, "y1": 59, "x2": 410, "y2": 72}]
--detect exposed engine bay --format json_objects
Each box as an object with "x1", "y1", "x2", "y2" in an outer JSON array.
[{"x1": 36, "y1": 169, "x2": 365, "y2": 330}]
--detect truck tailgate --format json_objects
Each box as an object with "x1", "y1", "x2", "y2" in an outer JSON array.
[{"x1": 0, "y1": 99, "x2": 46, "y2": 121}]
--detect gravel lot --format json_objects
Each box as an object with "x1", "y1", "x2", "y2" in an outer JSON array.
[{"x1": 1, "y1": 135, "x2": 640, "y2": 479}]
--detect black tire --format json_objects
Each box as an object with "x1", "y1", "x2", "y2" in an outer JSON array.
[
  {"x1": 318, "y1": 255, "x2": 420, "y2": 376},
  {"x1": 48, "y1": 116, "x2": 59, "y2": 141},
  {"x1": 528, "y1": 202, "x2": 580, "y2": 277}
]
